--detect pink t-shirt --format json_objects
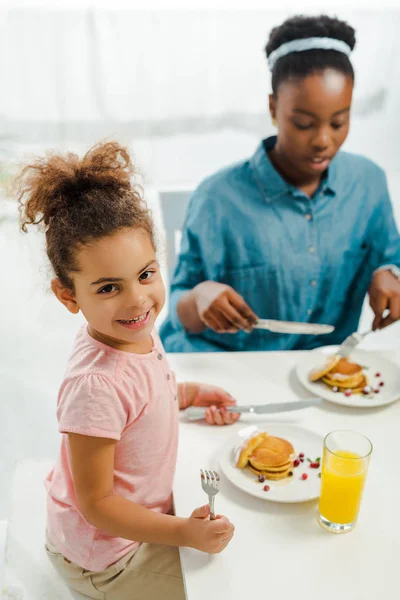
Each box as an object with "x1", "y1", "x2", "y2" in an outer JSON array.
[{"x1": 45, "y1": 325, "x2": 179, "y2": 571}]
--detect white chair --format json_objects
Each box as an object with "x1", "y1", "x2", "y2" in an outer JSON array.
[
  {"x1": 2, "y1": 460, "x2": 88, "y2": 599},
  {"x1": 158, "y1": 189, "x2": 191, "y2": 284}
]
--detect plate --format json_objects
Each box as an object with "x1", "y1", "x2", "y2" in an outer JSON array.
[
  {"x1": 296, "y1": 345, "x2": 400, "y2": 408},
  {"x1": 218, "y1": 424, "x2": 322, "y2": 503}
]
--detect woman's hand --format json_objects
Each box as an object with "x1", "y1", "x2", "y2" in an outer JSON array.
[
  {"x1": 180, "y1": 382, "x2": 241, "y2": 425},
  {"x1": 369, "y1": 270, "x2": 400, "y2": 329},
  {"x1": 193, "y1": 281, "x2": 258, "y2": 333}
]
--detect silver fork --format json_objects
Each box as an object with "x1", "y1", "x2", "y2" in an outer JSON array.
[
  {"x1": 336, "y1": 330, "x2": 372, "y2": 358},
  {"x1": 200, "y1": 469, "x2": 220, "y2": 520}
]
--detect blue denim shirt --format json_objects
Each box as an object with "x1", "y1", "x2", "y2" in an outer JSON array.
[{"x1": 160, "y1": 137, "x2": 400, "y2": 352}]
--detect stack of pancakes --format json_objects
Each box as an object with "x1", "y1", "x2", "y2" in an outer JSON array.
[
  {"x1": 236, "y1": 432, "x2": 294, "y2": 480},
  {"x1": 309, "y1": 356, "x2": 367, "y2": 393}
]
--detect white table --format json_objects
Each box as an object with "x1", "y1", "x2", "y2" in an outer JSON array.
[{"x1": 169, "y1": 351, "x2": 399, "y2": 600}]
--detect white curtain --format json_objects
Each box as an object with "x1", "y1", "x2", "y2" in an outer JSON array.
[{"x1": 1, "y1": 9, "x2": 400, "y2": 143}]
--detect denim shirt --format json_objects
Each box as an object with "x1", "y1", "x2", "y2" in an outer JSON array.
[{"x1": 160, "y1": 137, "x2": 400, "y2": 352}]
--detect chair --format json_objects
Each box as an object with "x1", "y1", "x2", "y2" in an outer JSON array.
[{"x1": 158, "y1": 190, "x2": 191, "y2": 284}]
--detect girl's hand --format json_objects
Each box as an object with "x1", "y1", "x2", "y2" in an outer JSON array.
[
  {"x1": 180, "y1": 382, "x2": 240, "y2": 425},
  {"x1": 182, "y1": 504, "x2": 235, "y2": 554},
  {"x1": 193, "y1": 281, "x2": 258, "y2": 333}
]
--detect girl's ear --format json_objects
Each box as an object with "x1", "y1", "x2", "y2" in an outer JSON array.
[{"x1": 51, "y1": 278, "x2": 80, "y2": 314}]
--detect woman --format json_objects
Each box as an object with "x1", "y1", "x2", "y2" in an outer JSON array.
[{"x1": 160, "y1": 14, "x2": 400, "y2": 353}]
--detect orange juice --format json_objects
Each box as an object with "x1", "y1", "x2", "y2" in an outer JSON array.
[{"x1": 319, "y1": 449, "x2": 368, "y2": 524}]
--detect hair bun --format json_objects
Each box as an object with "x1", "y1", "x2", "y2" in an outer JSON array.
[{"x1": 16, "y1": 141, "x2": 135, "y2": 230}]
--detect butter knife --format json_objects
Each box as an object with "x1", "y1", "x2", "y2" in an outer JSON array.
[
  {"x1": 254, "y1": 319, "x2": 334, "y2": 335},
  {"x1": 184, "y1": 398, "x2": 321, "y2": 421}
]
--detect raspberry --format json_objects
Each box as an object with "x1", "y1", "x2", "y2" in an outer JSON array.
[
  {"x1": 301, "y1": 473, "x2": 308, "y2": 481},
  {"x1": 263, "y1": 485, "x2": 270, "y2": 492}
]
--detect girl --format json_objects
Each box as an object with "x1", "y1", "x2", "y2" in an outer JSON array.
[
  {"x1": 160, "y1": 14, "x2": 400, "y2": 353},
  {"x1": 16, "y1": 142, "x2": 237, "y2": 599}
]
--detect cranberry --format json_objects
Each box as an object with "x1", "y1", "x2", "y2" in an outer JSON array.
[
  {"x1": 263, "y1": 485, "x2": 270, "y2": 492},
  {"x1": 375, "y1": 372, "x2": 381, "y2": 378},
  {"x1": 362, "y1": 386, "x2": 372, "y2": 395},
  {"x1": 300, "y1": 458, "x2": 305, "y2": 463},
  {"x1": 332, "y1": 386, "x2": 339, "y2": 393},
  {"x1": 301, "y1": 473, "x2": 308, "y2": 481},
  {"x1": 258, "y1": 475, "x2": 266, "y2": 483},
  {"x1": 379, "y1": 381, "x2": 384, "y2": 387},
  {"x1": 293, "y1": 459, "x2": 300, "y2": 467},
  {"x1": 299, "y1": 452, "x2": 305, "y2": 458},
  {"x1": 344, "y1": 389, "x2": 352, "y2": 397},
  {"x1": 374, "y1": 389, "x2": 380, "y2": 394},
  {"x1": 288, "y1": 471, "x2": 293, "y2": 477},
  {"x1": 310, "y1": 462, "x2": 320, "y2": 469}
]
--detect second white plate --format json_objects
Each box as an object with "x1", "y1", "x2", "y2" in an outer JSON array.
[{"x1": 296, "y1": 346, "x2": 400, "y2": 408}]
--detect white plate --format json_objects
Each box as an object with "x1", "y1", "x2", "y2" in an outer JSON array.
[
  {"x1": 296, "y1": 345, "x2": 400, "y2": 408},
  {"x1": 218, "y1": 424, "x2": 322, "y2": 503}
]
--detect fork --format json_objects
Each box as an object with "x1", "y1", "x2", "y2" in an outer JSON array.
[
  {"x1": 200, "y1": 469, "x2": 220, "y2": 520},
  {"x1": 336, "y1": 330, "x2": 372, "y2": 358}
]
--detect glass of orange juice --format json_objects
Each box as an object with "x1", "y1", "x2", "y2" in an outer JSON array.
[{"x1": 318, "y1": 430, "x2": 372, "y2": 534}]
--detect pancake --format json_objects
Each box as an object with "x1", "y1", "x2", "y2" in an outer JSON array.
[
  {"x1": 331, "y1": 357, "x2": 363, "y2": 377},
  {"x1": 248, "y1": 464, "x2": 294, "y2": 481},
  {"x1": 322, "y1": 371, "x2": 365, "y2": 389},
  {"x1": 310, "y1": 355, "x2": 368, "y2": 395},
  {"x1": 249, "y1": 436, "x2": 294, "y2": 470},
  {"x1": 236, "y1": 432, "x2": 295, "y2": 481},
  {"x1": 249, "y1": 459, "x2": 293, "y2": 473},
  {"x1": 322, "y1": 374, "x2": 368, "y2": 394},
  {"x1": 308, "y1": 355, "x2": 340, "y2": 382},
  {"x1": 236, "y1": 432, "x2": 269, "y2": 469}
]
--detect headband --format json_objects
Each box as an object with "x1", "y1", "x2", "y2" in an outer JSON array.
[{"x1": 268, "y1": 37, "x2": 352, "y2": 71}]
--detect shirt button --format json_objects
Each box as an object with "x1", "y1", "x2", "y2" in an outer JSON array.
[
  {"x1": 308, "y1": 246, "x2": 315, "y2": 253},
  {"x1": 310, "y1": 280, "x2": 317, "y2": 287},
  {"x1": 167, "y1": 373, "x2": 171, "y2": 380},
  {"x1": 307, "y1": 309, "x2": 313, "y2": 315},
  {"x1": 157, "y1": 353, "x2": 163, "y2": 360},
  {"x1": 305, "y1": 213, "x2": 312, "y2": 221}
]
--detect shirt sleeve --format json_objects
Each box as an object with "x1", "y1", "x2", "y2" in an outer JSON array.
[
  {"x1": 57, "y1": 374, "x2": 128, "y2": 440},
  {"x1": 370, "y1": 169, "x2": 400, "y2": 269}
]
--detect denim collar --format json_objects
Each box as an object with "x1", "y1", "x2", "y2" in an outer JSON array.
[{"x1": 250, "y1": 136, "x2": 337, "y2": 202}]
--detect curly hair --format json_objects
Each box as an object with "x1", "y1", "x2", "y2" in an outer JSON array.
[
  {"x1": 265, "y1": 15, "x2": 356, "y2": 95},
  {"x1": 15, "y1": 141, "x2": 154, "y2": 291}
]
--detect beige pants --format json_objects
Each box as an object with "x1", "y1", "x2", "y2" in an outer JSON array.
[{"x1": 45, "y1": 533, "x2": 185, "y2": 599}]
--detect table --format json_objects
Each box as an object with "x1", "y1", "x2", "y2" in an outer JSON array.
[{"x1": 169, "y1": 351, "x2": 399, "y2": 600}]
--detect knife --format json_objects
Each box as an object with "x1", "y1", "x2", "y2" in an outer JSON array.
[
  {"x1": 253, "y1": 319, "x2": 334, "y2": 335},
  {"x1": 184, "y1": 397, "x2": 321, "y2": 421}
]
